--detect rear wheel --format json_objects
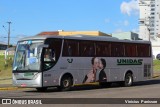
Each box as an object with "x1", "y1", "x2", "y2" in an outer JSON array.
[
  {"x1": 121, "y1": 73, "x2": 133, "y2": 87},
  {"x1": 58, "y1": 75, "x2": 73, "y2": 91}
]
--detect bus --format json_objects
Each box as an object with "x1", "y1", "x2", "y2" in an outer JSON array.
[{"x1": 12, "y1": 35, "x2": 153, "y2": 91}]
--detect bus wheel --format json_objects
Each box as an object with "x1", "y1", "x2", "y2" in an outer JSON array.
[
  {"x1": 36, "y1": 87, "x2": 47, "y2": 92},
  {"x1": 59, "y1": 76, "x2": 73, "y2": 91},
  {"x1": 121, "y1": 73, "x2": 133, "y2": 87}
]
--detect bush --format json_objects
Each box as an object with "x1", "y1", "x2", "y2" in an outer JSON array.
[
  {"x1": 0, "y1": 55, "x2": 13, "y2": 70},
  {"x1": 4, "y1": 59, "x2": 13, "y2": 69}
]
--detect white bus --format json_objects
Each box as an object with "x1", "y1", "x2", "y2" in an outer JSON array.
[{"x1": 12, "y1": 35, "x2": 153, "y2": 91}]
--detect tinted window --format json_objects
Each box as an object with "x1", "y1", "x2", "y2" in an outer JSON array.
[
  {"x1": 42, "y1": 39, "x2": 62, "y2": 71},
  {"x1": 62, "y1": 40, "x2": 79, "y2": 57},
  {"x1": 96, "y1": 42, "x2": 110, "y2": 57},
  {"x1": 125, "y1": 43, "x2": 137, "y2": 57},
  {"x1": 111, "y1": 42, "x2": 124, "y2": 57},
  {"x1": 79, "y1": 41, "x2": 95, "y2": 57},
  {"x1": 137, "y1": 44, "x2": 151, "y2": 57}
]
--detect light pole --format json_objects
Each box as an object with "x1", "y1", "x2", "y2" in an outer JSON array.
[
  {"x1": 145, "y1": 16, "x2": 151, "y2": 41},
  {"x1": 147, "y1": 26, "x2": 151, "y2": 41},
  {"x1": 7, "y1": 22, "x2": 11, "y2": 48},
  {"x1": 144, "y1": 24, "x2": 151, "y2": 41}
]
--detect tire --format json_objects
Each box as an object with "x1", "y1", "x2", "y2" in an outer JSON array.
[
  {"x1": 59, "y1": 75, "x2": 73, "y2": 91},
  {"x1": 99, "y1": 82, "x2": 112, "y2": 88},
  {"x1": 36, "y1": 87, "x2": 47, "y2": 92},
  {"x1": 156, "y1": 54, "x2": 160, "y2": 60},
  {"x1": 121, "y1": 73, "x2": 133, "y2": 87}
]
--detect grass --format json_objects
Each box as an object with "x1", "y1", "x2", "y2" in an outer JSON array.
[
  {"x1": 153, "y1": 60, "x2": 160, "y2": 73},
  {"x1": 0, "y1": 55, "x2": 13, "y2": 79}
]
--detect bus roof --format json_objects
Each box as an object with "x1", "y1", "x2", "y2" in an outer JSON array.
[{"x1": 19, "y1": 35, "x2": 151, "y2": 44}]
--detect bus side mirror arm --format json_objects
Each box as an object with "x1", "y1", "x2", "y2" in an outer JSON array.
[{"x1": 37, "y1": 44, "x2": 49, "y2": 58}]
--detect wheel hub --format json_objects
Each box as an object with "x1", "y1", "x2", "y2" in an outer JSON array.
[{"x1": 63, "y1": 80, "x2": 69, "y2": 87}]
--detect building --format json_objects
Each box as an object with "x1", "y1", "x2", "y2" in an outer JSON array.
[
  {"x1": 112, "y1": 32, "x2": 140, "y2": 40},
  {"x1": 37, "y1": 31, "x2": 59, "y2": 36},
  {"x1": 139, "y1": 0, "x2": 160, "y2": 59},
  {"x1": 38, "y1": 30, "x2": 111, "y2": 36},
  {"x1": 0, "y1": 42, "x2": 7, "y2": 50},
  {"x1": 139, "y1": 0, "x2": 160, "y2": 40},
  {"x1": 58, "y1": 31, "x2": 110, "y2": 36},
  {"x1": 0, "y1": 42, "x2": 7, "y2": 55}
]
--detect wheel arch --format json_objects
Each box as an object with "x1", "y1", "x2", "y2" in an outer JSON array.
[
  {"x1": 123, "y1": 70, "x2": 133, "y2": 81},
  {"x1": 59, "y1": 72, "x2": 74, "y2": 86}
]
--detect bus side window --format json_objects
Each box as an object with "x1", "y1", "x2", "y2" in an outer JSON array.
[
  {"x1": 44, "y1": 49, "x2": 55, "y2": 62},
  {"x1": 96, "y1": 42, "x2": 111, "y2": 57},
  {"x1": 36, "y1": 38, "x2": 62, "y2": 71},
  {"x1": 68, "y1": 45, "x2": 72, "y2": 56},
  {"x1": 62, "y1": 40, "x2": 79, "y2": 57},
  {"x1": 111, "y1": 42, "x2": 124, "y2": 57},
  {"x1": 80, "y1": 41, "x2": 95, "y2": 57},
  {"x1": 125, "y1": 43, "x2": 137, "y2": 57}
]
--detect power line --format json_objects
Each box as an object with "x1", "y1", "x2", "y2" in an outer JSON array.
[
  {"x1": 0, "y1": 36, "x2": 20, "y2": 38},
  {"x1": 2, "y1": 25, "x2": 7, "y2": 32}
]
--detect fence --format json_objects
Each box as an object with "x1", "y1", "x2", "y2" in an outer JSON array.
[{"x1": 0, "y1": 50, "x2": 15, "y2": 56}]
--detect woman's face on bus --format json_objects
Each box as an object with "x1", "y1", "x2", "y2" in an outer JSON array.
[
  {"x1": 93, "y1": 58, "x2": 99, "y2": 70},
  {"x1": 99, "y1": 60, "x2": 104, "y2": 69}
]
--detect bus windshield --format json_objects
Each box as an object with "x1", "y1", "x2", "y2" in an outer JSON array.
[{"x1": 13, "y1": 40, "x2": 44, "y2": 71}]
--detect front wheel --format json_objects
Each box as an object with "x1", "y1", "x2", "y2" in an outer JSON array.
[
  {"x1": 121, "y1": 73, "x2": 133, "y2": 87},
  {"x1": 58, "y1": 76, "x2": 73, "y2": 91}
]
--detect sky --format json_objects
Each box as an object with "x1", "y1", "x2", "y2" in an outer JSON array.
[{"x1": 0, "y1": 0, "x2": 139, "y2": 44}]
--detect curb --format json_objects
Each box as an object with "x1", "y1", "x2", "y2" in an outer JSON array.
[
  {"x1": 152, "y1": 75, "x2": 160, "y2": 78},
  {"x1": 0, "y1": 87, "x2": 28, "y2": 91},
  {"x1": 0, "y1": 78, "x2": 12, "y2": 80},
  {"x1": 75, "y1": 82, "x2": 99, "y2": 86},
  {"x1": 0, "y1": 87, "x2": 19, "y2": 91}
]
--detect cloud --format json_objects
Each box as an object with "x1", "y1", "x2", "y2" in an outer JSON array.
[{"x1": 120, "y1": 0, "x2": 139, "y2": 16}]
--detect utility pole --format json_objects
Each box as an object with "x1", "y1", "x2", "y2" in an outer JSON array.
[
  {"x1": 148, "y1": 27, "x2": 150, "y2": 41},
  {"x1": 7, "y1": 22, "x2": 11, "y2": 48},
  {"x1": 148, "y1": 17, "x2": 151, "y2": 41}
]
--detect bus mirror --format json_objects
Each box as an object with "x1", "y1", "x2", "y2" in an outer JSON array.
[
  {"x1": 37, "y1": 44, "x2": 49, "y2": 57},
  {"x1": 37, "y1": 44, "x2": 49, "y2": 49}
]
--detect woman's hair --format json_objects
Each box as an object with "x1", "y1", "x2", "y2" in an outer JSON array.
[
  {"x1": 100, "y1": 58, "x2": 106, "y2": 68},
  {"x1": 91, "y1": 57, "x2": 96, "y2": 65}
]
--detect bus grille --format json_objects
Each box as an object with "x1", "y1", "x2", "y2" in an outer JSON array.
[{"x1": 144, "y1": 64, "x2": 151, "y2": 77}]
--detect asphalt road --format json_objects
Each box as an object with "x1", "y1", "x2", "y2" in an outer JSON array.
[{"x1": 0, "y1": 78, "x2": 160, "y2": 107}]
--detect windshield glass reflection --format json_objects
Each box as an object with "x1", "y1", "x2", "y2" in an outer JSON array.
[{"x1": 13, "y1": 40, "x2": 44, "y2": 71}]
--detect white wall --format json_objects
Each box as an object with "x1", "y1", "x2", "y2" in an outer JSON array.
[{"x1": 152, "y1": 46, "x2": 160, "y2": 59}]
